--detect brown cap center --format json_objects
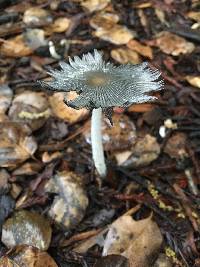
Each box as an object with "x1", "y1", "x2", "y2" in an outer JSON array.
[{"x1": 86, "y1": 72, "x2": 111, "y2": 87}]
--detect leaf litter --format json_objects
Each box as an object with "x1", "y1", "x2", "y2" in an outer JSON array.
[{"x1": 0, "y1": 0, "x2": 199, "y2": 266}]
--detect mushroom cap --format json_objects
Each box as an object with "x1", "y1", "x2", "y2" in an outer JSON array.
[{"x1": 39, "y1": 49, "x2": 164, "y2": 110}]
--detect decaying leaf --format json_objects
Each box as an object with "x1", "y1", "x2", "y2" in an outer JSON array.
[
  {"x1": 80, "y1": 0, "x2": 111, "y2": 12},
  {"x1": 0, "y1": 35, "x2": 33, "y2": 58},
  {"x1": 23, "y1": 7, "x2": 53, "y2": 26},
  {"x1": 49, "y1": 92, "x2": 89, "y2": 124},
  {"x1": 186, "y1": 76, "x2": 200, "y2": 88},
  {"x1": 45, "y1": 171, "x2": 88, "y2": 229},
  {"x1": 12, "y1": 161, "x2": 43, "y2": 176},
  {"x1": 0, "y1": 245, "x2": 58, "y2": 267},
  {"x1": 23, "y1": 29, "x2": 47, "y2": 50},
  {"x1": 84, "y1": 114, "x2": 137, "y2": 151},
  {"x1": 0, "y1": 122, "x2": 37, "y2": 167},
  {"x1": 94, "y1": 255, "x2": 130, "y2": 267},
  {"x1": 187, "y1": 11, "x2": 200, "y2": 22},
  {"x1": 115, "y1": 134, "x2": 160, "y2": 167},
  {"x1": 93, "y1": 24, "x2": 135, "y2": 45},
  {"x1": 90, "y1": 12, "x2": 135, "y2": 45},
  {"x1": 128, "y1": 103, "x2": 154, "y2": 113},
  {"x1": 111, "y1": 48, "x2": 141, "y2": 64},
  {"x1": 164, "y1": 132, "x2": 188, "y2": 159},
  {"x1": 90, "y1": 12, "x2": 119, "y2": 29},
  {"x1": 154, "y1": 31, "x2": 195, "y2": 56},
  {"x1": 9, "y1": 91, "x2": 50, "y2": 131},
  {"x1": 0, "y1": 84, "x2": 13, "y2": 114},
  {"x1": 127, "y1": 39, "x2": 153, "y2": 59},
  {"x1": 103, "y1": 215, "x2": 163, "y2": 267},
  {"x1": 48, "y1": 17, "x2": 71, "y2": 33},
  {"x1": 2, "y1": 210, "x2": 52, "y2": 250},
  {"x1": 153, "y1": 253, "x2": 173, "y2": 267}
]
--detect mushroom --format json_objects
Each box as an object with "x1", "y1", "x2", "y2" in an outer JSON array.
[{"x1": 39, "y1": 50, "x2": 163, "y2": 178}]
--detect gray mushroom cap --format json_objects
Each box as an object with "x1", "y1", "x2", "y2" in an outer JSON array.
[{"x1": 39, "y1": 49, "x2": 164, "y2": 111}]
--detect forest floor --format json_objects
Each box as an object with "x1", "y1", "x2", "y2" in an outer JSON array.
[{"x1": 0, "y1": 0, "x2": 200, "y2": 266}]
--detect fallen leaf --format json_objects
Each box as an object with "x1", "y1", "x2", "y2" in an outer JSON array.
[
  {"x1": 23, "y1": 7, "x2": 52, "y2": 26},
  {"x1": 186, "y1": 76, "x2": 200, "y2": 88},
  {"x1": 153, "y1": 253, "x2": 173, "y2": 267},
  {"x1": 45, "y1": 17, "x2": 71, "y2": 34},
  {"x1": 42, "y1": 151, "x2": 62, "y2": 163},
  {"x1": 90, "y1": 12, "x2": 135, "y2": 45},
  {"x1": 80, "y1": 0, "x2": 111, "y2": 12},
  {"x1": 0, "y1": 84, "x2": 13, "y2": 114},
  {"x1": 12, "y1": 161, "x2": 43, "y2": 176},
  {"x1": 164, "y1": 132, "x2": 188, "y2": 159},
  {"x1": 111, "y1": 48, "x2": 141, "y2": 64},
  {"x1": 115, "y1": 134, "x2": 160, "y2": 167},
  {"x1": 0, "y1": 169, "x2": 10, "y2": 194},
  {"x1": 0, "y1": 245, "x2": 58, "y2": 267},
  {"x1": 23, "y1": 29, "x2": 47, "y2": 50},
  {"x1": 10, "y1": 183, "x2": 22, "y2": 199},
  {"x1": 83, "y1": 114, "x2": 137, "y2": 151},
  {"x1": 49, "y1": 92, "x2": 89, "y2": 124},
  {"x1": 0, "y1": 122, "x2": 37, "y2": 167},
  {"x1": 0, "y1": 195, "x2": 15, "y2": 228},
  {"x1": 154, "y1": 31, "x2": 195, "y2": 56},
  {"x1": 94, "y1": 255, "x2": 130, "y2": 267},
  {"x1": 103, "y1": 215, "x2": 163, "y2": 267},
  {"x1": 128, "y1": 103, "x2": 154, "y2": 113},
  {"x1": 2, "y1": 210, "x2": 52, "y2": 250},
  {"x1": 155, "y1": 8, "x2": 168, "y2": 26},
  {"x1": 45, "y1": 171, "x2": 88, "y2": 229},
  {"x1": 0, "y1": 35, "x2": 33, "y2": 57},
  {"x1": 90, "y1": 12, "x2": 119, "y2": 29},
  {"x1": 94, "y1": 24, "x2": 135, "y2": 45},
  {"x1": 127, "y1": 39, "x2": 153, "y2": 59},
  {"x1": 187, "y1": 11, "x2": 200, "y2": 22},
  {"x1": 9, "y1": 91, "x2": 50, "y2": 131}
]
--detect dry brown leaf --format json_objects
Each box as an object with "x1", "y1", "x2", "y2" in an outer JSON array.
[
  {"x1": 128, "y1": 103, "x2": 154, "y2": 113},
  {"x1": 154, "y1": 31, "x2": 195, "y2": 56},
  {"x1": 90, "y1": 12, "x2": 135, "y2": 45},
  {"x1": 103, "y1": 215, "x2": 163, "y2": 267},
  {"x1": 23, "y1": 7, "x2": 52, "y2": 26},
  {"x1": 23, "y1": 29, "x2": 47, "y2": 50},
  {"x1": 49, "y1": 92, "x2": 89, "y2": 124},
  {"x1": 94, "y1": 24, "x2": 134, "y2": 45},
  {"x1": 186, "y1": 76, "x2": 200, "y2": 88},
  {"x1": 90, "y1": 12, "x2": 119, "y2": 29},
  {"x1": 0, "y1": 245, "x2": 58, "y2": 267},
  {"x1": 42, "y1": 151, "x2": 62, "y2": 163},
  {"x1": 153, "y1": 254, "x2": 173, "y2": 267},
  {"x1": 0, "y1": 122, "x2": 37, "y2": 167},
  {"x1": 2, "y1": 210, "x2": 52, "y2": 250},
  {"x1": 155, "y1": 8, "x2": 168, "y2": 25},
  {"x1": 164, "y1": 132, "x2": 188, "y2": 159},
  {"x1": 133, "y1": 2, "x2": 152, "y2": 8},
  {"x1": 83, "y1": 114, "x2": 137, "y2": 151},
  {"x1": 9, "y1": 91, "x2": 50, "y2": 131},
  {"x1": 12, "y1": 161, "x2": 43, "y2": 176},
  {"x1": 0, "y1": 84, "x2": 13, "y2": 114},
  {"x1": 111, "y1": 48, "x2": 141, "y2": 64},
  {"x1": 115, "y1": 134, "x2": 160, "y2": 167},
  {"x1": 187, "y1": 11, "x2": 200, "y2": 22},
  {"x1": 80, "y1": 0, "x2": 111, "y2": 12},
  {"x1": 45, "y1": 171, "x2": 88, "y2": 229},
  {"x1": 0, "y1": 35, "x2": 33, "y2": 57},
  {"x1": 127, "y1": 39, "x2": 153, "y2": 59},
  {"x1": 45, "y1": 17, "x2": 71, "y2": 34},
  {"x1": 94, "y1": 255, "x2": 130, "y2": 267}
]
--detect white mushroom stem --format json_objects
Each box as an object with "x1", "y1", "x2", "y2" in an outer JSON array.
[{"x1": 91, "y1": 108, "x2": 107, "y2": 177}]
